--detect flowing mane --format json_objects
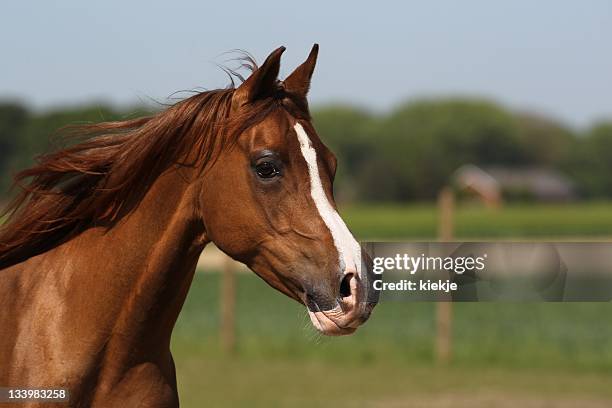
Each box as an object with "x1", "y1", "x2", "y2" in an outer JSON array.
[{"x1": 0, "y1": 78, "x2": 297, "y2": 270}]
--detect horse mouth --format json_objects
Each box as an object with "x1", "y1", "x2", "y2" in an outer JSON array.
[
  {"x1": 307, "y1": 309, "x2": 358, "y2": 336},
  {"x1": 305, "y1": 300, "x2": 375, "y2": 336},
  {"x1": 302, "y1": 272, "x2": 376, "y2": 336}
]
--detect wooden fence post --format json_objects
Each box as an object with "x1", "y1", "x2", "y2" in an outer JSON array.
[
  {"x1": 220, "y1": 256, "x2": 236, "y2": 354},
  {"x1": 438, "y1": 186, "x2": 454, "y2": 242},
  {"x1": 436, "y1": 186, "x2": 454, "y2": 364}
]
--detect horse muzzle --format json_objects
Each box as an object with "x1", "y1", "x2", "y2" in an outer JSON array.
[{"x1": 305, "y1": 272, "x2": 377, "y2": 336}]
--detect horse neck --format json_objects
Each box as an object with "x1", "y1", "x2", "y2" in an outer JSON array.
[{"x1": 60, "y1": 166, "x2": 208, "y2": 358}]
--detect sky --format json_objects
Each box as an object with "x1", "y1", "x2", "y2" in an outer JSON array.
[{"x1": 1, "y1": 1, "x2": 611, "y2": 128}]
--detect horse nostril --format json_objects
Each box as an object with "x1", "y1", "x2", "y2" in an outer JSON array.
[{"x1": 339, "y1": 273, "x2": 354, "y2": 299}]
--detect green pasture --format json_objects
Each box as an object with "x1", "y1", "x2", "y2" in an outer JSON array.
[
  {"x1": 3, "y1": 201, "x2": 612, "y2": 405},
  {"x1": 340, "y1": 201, "x2": 612, "y2": 239},
  {"x1": 172, "y1": 272, "x2": 612, "y2": 407}
]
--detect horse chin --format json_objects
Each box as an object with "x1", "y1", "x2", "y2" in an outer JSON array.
[{"x1": 307, "y1": 308, "x2": 358, "y2": 336}]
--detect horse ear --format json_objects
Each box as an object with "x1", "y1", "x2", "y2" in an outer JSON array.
[
  {"x1": 232, "y1": 46, "x2": 285, "y2": 110},
  {"x1": 284, "y1": 44, "x2": 319, "y2": 98}
]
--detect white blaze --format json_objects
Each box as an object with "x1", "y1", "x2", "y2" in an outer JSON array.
[{"x1": 294, "y1": 123, "x2": 362, "y2": 277}]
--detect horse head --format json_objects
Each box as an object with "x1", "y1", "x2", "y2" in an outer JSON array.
[{"x1": 199, "y1": 45, "x2": 378, "y2": 335}]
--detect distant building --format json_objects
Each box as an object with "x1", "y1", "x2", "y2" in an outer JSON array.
[
  {"x1": 452, "y1": 164, "x2": 502, "y2": 207},
  {"x1": 453, "y1": 164, "x2": 575, "y2": 204}
]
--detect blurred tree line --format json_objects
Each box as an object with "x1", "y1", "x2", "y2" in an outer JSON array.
[
  {"x1": 314, "y1": 99, "x2": 611, "y2": 202},
  {"x1": 0, "y1": 98, "x2": 611, "y2": 202}
]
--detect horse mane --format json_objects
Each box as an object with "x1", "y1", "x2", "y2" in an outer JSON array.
[{"x1": 0, "y1": 71, "x2": 296, "y2": 270}]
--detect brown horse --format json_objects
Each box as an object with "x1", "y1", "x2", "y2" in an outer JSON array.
[{"x1": 0, "y1": 45, "x2": 377, "y2": 407}]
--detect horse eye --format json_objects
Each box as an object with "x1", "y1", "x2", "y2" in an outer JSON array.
[{"x1": 255, "y1": 161, "x2": 280, "y2": 179}]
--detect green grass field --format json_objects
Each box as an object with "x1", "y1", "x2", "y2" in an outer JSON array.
[
  {"x1": 171, "y1": 273, "x2": 612, "y2": 407},
  {"x1": 341, "y1": 201, "x2": 612, "y2": 239},
  {"x1": 4, "y1": 201, "x2": 612, "y2": 405}
]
